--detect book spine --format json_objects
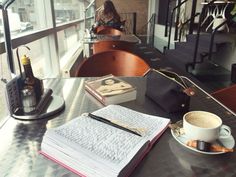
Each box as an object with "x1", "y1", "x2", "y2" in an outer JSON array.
[
  {"x1": 150, "y1": 124, "x2": 170, "y2": 146},
  {"x1": 39, "y1": 151, "x2": 87, "y2": 177},
  {"x1": 85, "y1": 84, "x2": 106, "y2": 105}
]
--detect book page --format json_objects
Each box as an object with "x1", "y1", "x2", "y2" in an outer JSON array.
[
  {"x1": 92, "y1": 105, "x2": 170, "y2": 141},
  {"x1": 49, "y1": 115, "x2": 145, "y2": 166},
  {"x1": 43, "y1": 105, "x2": 170, "y2": 175}
]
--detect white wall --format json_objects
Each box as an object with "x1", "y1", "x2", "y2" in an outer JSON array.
[{"x1": 148, "y1": 0, "x2": 176, "y2": 52}]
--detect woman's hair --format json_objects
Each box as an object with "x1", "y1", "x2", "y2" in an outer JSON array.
[
  {"x1": 101, "y1": 78, "x2": 120, "y2": 85},
  {"x1": 103, "y1": 0, "x2": 120, "y2": 21}
]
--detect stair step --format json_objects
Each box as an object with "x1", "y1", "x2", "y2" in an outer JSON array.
[
  {"x1": 164, "y1": 50, "x2": 188, "y2": 71},
  {"x1": 175, "y1": 42, "x2": 217, "y2": 54},
  {"x1": 165, "y1": 49, "x2": 196, "y2": 63},
  {"x1": 165, "y1": 46, "x2": 204, "y2": 63},
  {"x1": 186, "y1": 33, "x2": 236, "y2": 45},
  {"x1": 163, "y1": 32, "x2": 236, "y2": 72}
]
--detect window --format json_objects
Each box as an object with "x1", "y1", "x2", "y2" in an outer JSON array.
[
  {"x1": 54, "y1": 0, "x2": 83, "y2": 25},
  {"x1": 0, "y1": 0, "x2": 53, "y2": 39},
  {"x1": 0, "y1": 0, "x2": 95, "y2": 123}
]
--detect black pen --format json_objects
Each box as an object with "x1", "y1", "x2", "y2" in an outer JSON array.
[{"x1": 87, "y1": 113, "x2": 142, "y2": 137}]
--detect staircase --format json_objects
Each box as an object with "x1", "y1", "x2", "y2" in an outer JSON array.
[
  {"x1": 161, "y1": 0, "x2": 236, "y2": 74},
  {"x1": 164, "y1": 32, "x2": 236, "y2": 73}
]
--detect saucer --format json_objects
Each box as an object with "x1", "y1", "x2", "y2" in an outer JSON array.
[{"x1": 171, "y1": 129, "x2": 235, "y2": 155}]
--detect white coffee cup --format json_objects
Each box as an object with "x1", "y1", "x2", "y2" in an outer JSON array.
[{"x1": 183, "y1": 111, "x2": 231, "y2": 143}]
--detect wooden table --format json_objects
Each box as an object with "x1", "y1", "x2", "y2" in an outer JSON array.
[{"x1": 83, "y1": 34, "x2": 141, "y2": 57}]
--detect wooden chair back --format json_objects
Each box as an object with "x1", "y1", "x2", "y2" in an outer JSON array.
[
  {"x1": 93, "y1": 40, "x2": 135, "y2": 54},
  {"x1": 97, "y1": 26, "x2": 123, "y2": 35},
  {"x1": 76, "y1": 50, "x2": 150, "y2": 77},
  {"x1": 96, "y1": 26, "x2": 107, "y2": 33},
  {"x1": 211, "y1": 84, "x2": 236, "y2": 113}
]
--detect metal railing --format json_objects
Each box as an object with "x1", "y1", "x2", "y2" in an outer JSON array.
[
  {"x1": 148, "y1": 13, "x2": 156, "y2": 47},
  {"x1": 164, "y1": 0, "x2": 171, "y2": 37},
  {"x1": 120, "y1": 12, "x2": 137, "y2": 34},
  {"x1": 167, "y1": 0, "x2": 188, "y2": 49},
  {"x1": 208, "y1": 13, "x2": 236, "y2": 61},
  {"x1": 134, "y1": 13, "x2": 156, "y2": 47},
  {"x1": 178, "y1": 13, "x2": 200, "y2": 42},
  {"x1": 193, "y1": 0, "x2": 219, "y2": 66}
]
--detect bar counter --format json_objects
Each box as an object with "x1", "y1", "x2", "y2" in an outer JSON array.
[{"x1": 0, "y1": 77, "x2": 235, "y2": 177}]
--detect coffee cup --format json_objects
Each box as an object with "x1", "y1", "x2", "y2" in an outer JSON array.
[{"x1": 183, "y1": 111, "x2": 231, "y2": 143}]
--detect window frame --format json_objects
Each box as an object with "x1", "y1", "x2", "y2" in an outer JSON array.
[{"x1": 0, "y1": 0, "x2": 95, "y2": 77}]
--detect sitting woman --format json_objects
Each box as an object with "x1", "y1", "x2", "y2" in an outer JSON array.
[{"x1": 94, "y1": 0, "x2": 122, "y2": 31}]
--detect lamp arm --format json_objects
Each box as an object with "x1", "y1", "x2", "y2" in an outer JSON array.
[
  {"x1": 1, "y1": 0, "x2": 15, "y2": 9},
  {"x1": 0, "y1": 0, "x2": 16, "y2": 77}
]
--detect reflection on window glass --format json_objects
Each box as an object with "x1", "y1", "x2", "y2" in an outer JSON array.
[
  {"x1": 54, "y1": 0, "x2": 84, "y2": 25},
  {"x1": 58, "y1": 26, "x2": 80, "y2": 58},
  {"x1": 1, "y1": 37, "x2": 53, "y2": 79},
  {"x1": 86, "y1": 6, "x2": 95, "y2": 18},
  {"x1": 58, "y1": 27, "x2": 77, "y2": 58},
  {"x1": 0, "y1": 18, "x2": 2, "y2": 38},
  {"x1": 58, "y1": 23, "x2": 86, "y2": 70},
  {"x1": 0, "y1": 55, "x2": 10, "y2": 124},
  {"x1": 0, "y1": 0, "x2": 50, "y2": 38}
]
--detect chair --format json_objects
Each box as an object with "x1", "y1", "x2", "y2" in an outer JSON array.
[
  {"x1": 211, "y1": 84, "x2": 236, "y2": 113},
  {"x1": 93, "y1": 40, "x2": 135, "y2": 54},
  {"x1": 96, "y1": 26, "x2": 123, "y2": 36},
  {"x1": 76, "y1": 50, "x2": 150, "y2": 77}
]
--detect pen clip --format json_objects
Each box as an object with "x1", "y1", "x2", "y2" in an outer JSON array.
[
  {"x1": 88, "y1": 113, "x2": 110, "y2": 123},
  {"x1": 84, "y1": 113, "x2": 142, "y2": 137}
]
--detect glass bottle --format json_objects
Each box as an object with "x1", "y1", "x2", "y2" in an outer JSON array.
[{"x1": 21, "y1": 54, "x2": 44, "y2": 104}]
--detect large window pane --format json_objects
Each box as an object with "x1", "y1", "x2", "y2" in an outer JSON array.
[
  {"x1": 54, "y1": 0, "x2": 84, "y2": 25},
  {"x1": 58, "y1": 26, "x2": 79, "y2": 58},
  {"x1": 0, "y1": 0, "x2": 95, "y2": 122},
  {"x1": 58, "y1": 24, "x2": 84, "y2": 71},
  {"x1": 0, "y1": 0, "x2": 51, "y2": 39},
  {"x1": 1, "y1": 36, "x2": 54, "y2": 79}
]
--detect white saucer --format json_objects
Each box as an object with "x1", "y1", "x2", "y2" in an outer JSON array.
[{"x1": 171, "y1": 129, "x2": 235, "y2": 155}]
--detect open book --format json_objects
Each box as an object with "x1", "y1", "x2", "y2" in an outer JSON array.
[
  {"x1": 40, "y1": 105, "x2": 170, "y2": 177},
  {"x1": 85, "y1": 75, "x2": 137, "y2": 105}
]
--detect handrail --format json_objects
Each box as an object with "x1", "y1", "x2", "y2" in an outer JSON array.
[
  {"x1": 149, "y1": 13, "x2": 156, "y2": 47},
  {"x1": 208, "y1": 13, "x2": 236, "y2": 61},
  {"x1": 189, "y1": 0, "x2": 197, "y2": 34},
  {"x1": 178, "y1": 13, "x2": 200, "y2": 42},
  {"x1": 174, "y1": 0, "x2": 182, "y2": 40},
  {"x1": 193, "y1": 0, "x2": 218, "y2": 65},
  {"x1": 167, "y1": 0, "x2": 188, "y2": 49},
  {"x1": 120, "y1": 12, "x2": 137, "y2": 34},
  {"x1": 133, "y1": 12, "x2": 137, "y2": 34},
  {"x1": 137, "y1": 13, "x2": 156, "y2": 47},
  {"x1": 164, "y1": 0, "x2": 171, "y2": 37}
]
